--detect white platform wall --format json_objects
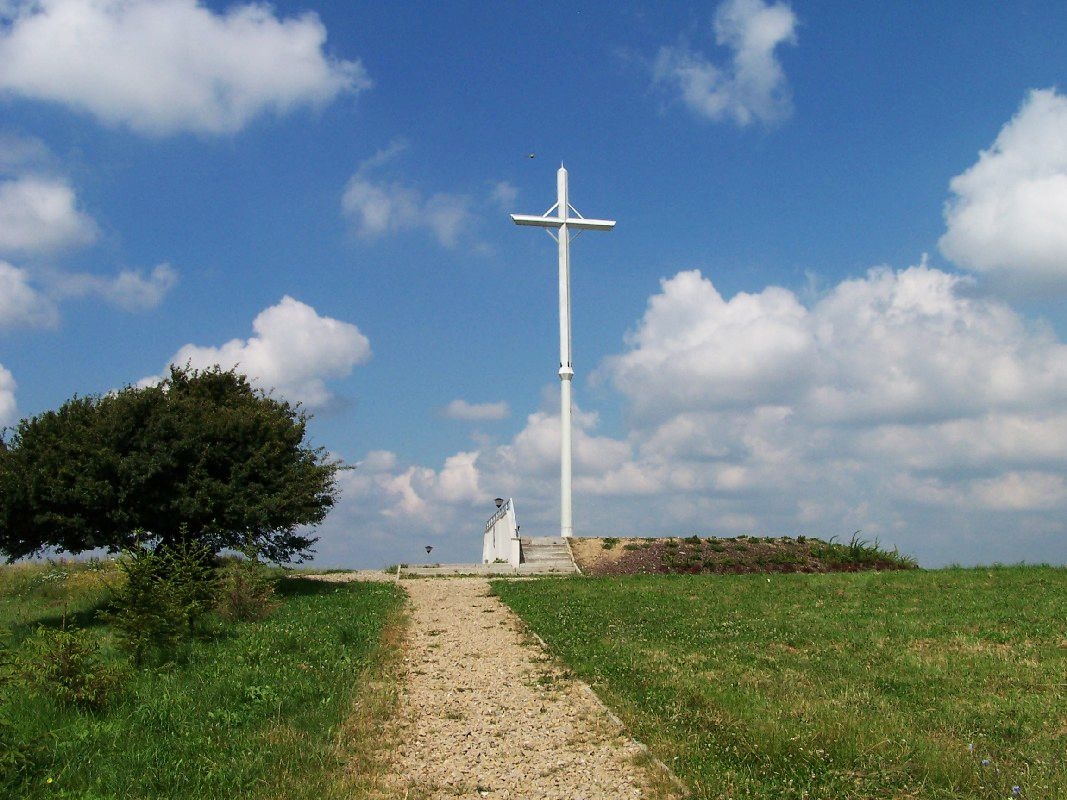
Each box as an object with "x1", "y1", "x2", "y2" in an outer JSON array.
[{"x1": 483, "y1": 498, "x2": 521, "y2": 566}]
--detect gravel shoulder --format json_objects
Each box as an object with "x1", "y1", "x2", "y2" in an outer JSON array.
[
  {"x1": 381, "y1": 577, "x2": 681, "y2": 799},
  {"x1": 299, "y1": 569, "x2": 397, "y2": 582}
]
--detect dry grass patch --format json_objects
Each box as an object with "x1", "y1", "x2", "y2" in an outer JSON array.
[{"x1": 336, "y1": 611, "x2": 409, "y2": 797}]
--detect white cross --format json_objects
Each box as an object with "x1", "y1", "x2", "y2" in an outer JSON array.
[{"x1": 511, "y1": 165, "x2": 615, "y2": 538}]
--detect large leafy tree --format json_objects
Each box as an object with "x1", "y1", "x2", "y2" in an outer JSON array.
[{"x1": 0, "y1": 365, "x2": 340, "y2": 562}]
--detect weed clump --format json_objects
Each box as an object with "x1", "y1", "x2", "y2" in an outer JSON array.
[{"x1": 215, "y1": 555, "x2": 279, "y2": 623}]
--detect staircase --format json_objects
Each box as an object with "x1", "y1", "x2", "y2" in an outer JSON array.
[{"x1": 520, "y1": 537, "x2": 579, "y2": 574}]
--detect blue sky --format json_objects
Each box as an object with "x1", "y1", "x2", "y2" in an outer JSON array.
[{"x1": 2, "y1": 0, "x2": 1067, "y2": 568}]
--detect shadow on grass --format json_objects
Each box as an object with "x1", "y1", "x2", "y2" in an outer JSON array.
[
  {"x1": 10, "y1": 577, "x2": 346, "y2": 644},
  {"x1": 274, "y1": 576, "x2": 342, "y2": 598},
  {"x1": 11, "y1": 597, "x2": 113, "y2": 637}
]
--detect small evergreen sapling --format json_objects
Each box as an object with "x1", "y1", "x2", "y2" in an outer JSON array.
[{"x1": 105, "y1": 539, "x2": 216, "y2": 666}]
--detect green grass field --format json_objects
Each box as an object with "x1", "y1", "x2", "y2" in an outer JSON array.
[
  {"x1": 1, "y1": 561, "x2": 404, "y2": 799},
  {"x1": 493, "y1": 567, "x2": 1067, "y2": 800}
]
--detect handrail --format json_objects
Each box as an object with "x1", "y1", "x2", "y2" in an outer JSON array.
[{"x1": 484, "y1": 498, "x2": 513, "y2": 532}]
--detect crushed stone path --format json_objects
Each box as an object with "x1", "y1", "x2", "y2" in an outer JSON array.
[{"x1": 383, "y1": 577, "x2": 680, "y2": 800}]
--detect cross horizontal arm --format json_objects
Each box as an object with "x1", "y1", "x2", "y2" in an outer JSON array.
[
  {"x1": 510, "y1": 213, "x2": 563, "y2": 229},
  {"x1": 567, "y1": 218, "x2": 616, "y2": 231},
  {"x1": 510, "y1": 214, "x2": 616, "y2": 231}
]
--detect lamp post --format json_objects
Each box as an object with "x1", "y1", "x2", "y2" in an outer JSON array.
[{"x1": 510, "y1": 165, "x2": 615, "y2": 538}]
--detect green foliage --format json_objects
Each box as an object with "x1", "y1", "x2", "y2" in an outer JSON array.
[
  {"x1": 0, "y1": 563, "x2": 405, "y2": 800},
  {"x1": 494, "y1": 568, "x2": 1067, "y2": 799},
  {"x1": 0, "y1": 628, "x2": 36, "y2": 790},
  {"x1": 105, "y1": 542, "x2": 216, "y2": 666},
  {"x1": 0, "y1": 628, "x2": 14, "y2": 686},
  {"x1": 15, "y1": 626, "x2": 123, "y2": 710},
  {"x1": 601, "y1": 537, "x2": 620, "y2": 550},
  {"x1": 811, "y1": 531, "x2": 919, "y2": 569},
  {"x1": 0, "y1": 365, "x2": 341, "y2": 563},
  {"x1": 214, "y1": 555, "x2": 279, "y2": 623},
  {"x1": 0, "y1": 707, "x2": 35, "y2": 791},
  {"x1": 0, "y1": 711, "x2": 34, "y2": 791}
]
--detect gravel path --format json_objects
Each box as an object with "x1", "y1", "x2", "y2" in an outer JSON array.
[{"x1": 383, "y1": 577, "x2": 680, "y2": 800}]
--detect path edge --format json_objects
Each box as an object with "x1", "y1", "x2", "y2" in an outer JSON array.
[{"x1": 503, "y1": 598, "x2": 691, "y2": 798}]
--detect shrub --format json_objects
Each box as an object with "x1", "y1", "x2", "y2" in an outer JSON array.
[
  {"x1": 215, "y1": 555, "x2": 279, "y2": 623},
  {"x1": 159, "y1": 539, "x2": 217, "y2": 631},
  {"x1": 105, "y1": 540, "x2": 216, "y2": 666},
  {"x1": 15, "y1": 626, "x2": 122, "y2": 710},
  {"x1": 601, "y1": 537, "x2": 620, "y2": 550}
]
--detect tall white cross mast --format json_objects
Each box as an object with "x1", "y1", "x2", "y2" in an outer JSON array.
[{"x1": 511, "y1": 165, "x2": 615, "y2": 538}]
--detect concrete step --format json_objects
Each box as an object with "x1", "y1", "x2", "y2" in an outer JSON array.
[
  {"x1": 518, "y1": 536, "x2": 578, "y2": 573},
  {"x1": 399, "y1": 562, "x2": 575, "y2": 577},
  {"x1": 521, "y1": 539, "x2": 568, "y2": 550},
  {"x1": 525, "y1": 550, "x2": 570, "y2": 558}
]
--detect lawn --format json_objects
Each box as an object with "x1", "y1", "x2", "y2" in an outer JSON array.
[
  {"x1": 493, "y1": 567, "x2": 1067, "y2": 799},
  {"x1": 1, "y1": 560, "x2": 404, "y2": 799}
]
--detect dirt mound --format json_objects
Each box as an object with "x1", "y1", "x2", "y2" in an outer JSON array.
[{"x1": 570, "y1": 535, "x2": 917, "y2": 576}]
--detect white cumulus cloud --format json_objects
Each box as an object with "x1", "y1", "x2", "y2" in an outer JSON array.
[
  {"x1": 606, "y1": 263, "x2": 1067, "y2": 426},
  {"x1": 444, "y1": 399, "x2": 509, "y2": 421},
  {"x1": 310, "y1": 262, "x2": 1067, "y2": 569},
  {"x1": 653, "y1": 0, "x2": 797, "y2": 127},
  {"x1": 151, "y1": 295, "x2": 371, "y2": 407},
  {"x1": 0, "y1": 363, "x2": 16, "y2": 425},
  {"x1": 499, "y1": 407, "x2": 632, "y2": 480},
  {"x1": 602, "y1": 268, "x2": 813, "y2": 418},
  {"x1": 0, "y1": 138, "x2": 177, "y2": 321},
  {"x1": 586, "y1": 263, "x2": 1067, "y2": 560},
  {"x1": 940, "y1": 88, "x2": 1067, "y2": 286},
  {"x1": 53, "y1": 263, "x2": 177, "y2": 311},
  {"x1": 306, "y1": 445, "x2": 499, "y2": 568},
  {"x1": 337, "y1": 450, "x2": 484, "y2": 525},
  {"x1": 0, "y1": 175, "x2": 97, "y2": 255},
  {"x1": 342, "y1": 176, "x2": 474, "y2": 248},
  {"x1": 0, "y1": 260, "x2": 57, "y2": 328},
  {"x1": 341, "y1": 141, "x2": 478, "y2": 248},
  {"x1": 0, "y1": 0, "x2": 369, "y2": 136}
]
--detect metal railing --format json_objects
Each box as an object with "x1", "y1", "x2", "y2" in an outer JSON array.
[{"x1": 484, "y1": 498, "x2": 513, "y2": 532}]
